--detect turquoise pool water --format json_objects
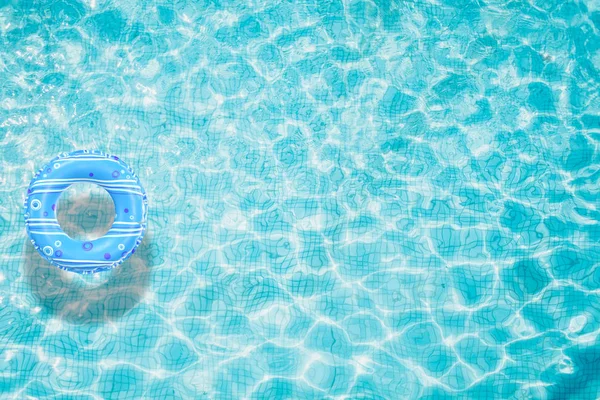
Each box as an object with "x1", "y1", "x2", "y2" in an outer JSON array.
[{"x1": 1, "y1": 0, "x2": 600, "y2": 398}]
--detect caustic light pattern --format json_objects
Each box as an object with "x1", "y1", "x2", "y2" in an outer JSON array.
[{"x1": 1, "y1": 0, "x2": 600, "y2": 399}]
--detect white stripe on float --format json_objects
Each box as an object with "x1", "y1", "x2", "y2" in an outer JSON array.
[
  {"x1": 33, "y1": 178, "x2": 137, "y2": 184},
  {"x1": 30, "y1": 184, "x2": 141, "y2": 190},
  {"x1": 30, "y1": 189, "x2": 143, "y2": 195},
  {"x1": 29, "y1": 231, "x2": 69, "y2": 236},
  {"x1": 55, "y1": 259, "x2": 114, "y2": 264},
  {"x1": 27, "y1": 223, "x2": 61, "y2": 227},
  {"x1": 57, "y1": 157, "x2": 121, "y2": 162}
]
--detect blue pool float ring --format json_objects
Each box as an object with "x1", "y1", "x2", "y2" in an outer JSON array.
[{"x1": 24, "y1": 150, "x2": 148, "y2": 274}]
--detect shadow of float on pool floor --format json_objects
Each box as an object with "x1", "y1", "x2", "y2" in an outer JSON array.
[{"x1": 22, "y1": 230, "x2": 153, "y2": 325}]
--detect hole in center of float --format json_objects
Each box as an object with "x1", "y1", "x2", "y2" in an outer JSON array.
[{"x1": 56, "y1": 183, "x2": 115, "y2": 241}]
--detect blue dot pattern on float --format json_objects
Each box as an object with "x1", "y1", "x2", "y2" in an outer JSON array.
[
  {"x1": 1, "y1": 0, "x2": 600, "y2": 399},
  {"x1": 24, "y1": 150, "x2": 148, "y2": 273}
]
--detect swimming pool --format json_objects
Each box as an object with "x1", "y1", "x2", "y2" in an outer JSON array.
[{"x1": 1, "y1": 0, "x2": 600, "y2": 398}]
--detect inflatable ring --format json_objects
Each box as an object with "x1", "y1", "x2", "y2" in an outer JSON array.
[{"x1": 24, "y1": 150, "x2": 148, "y2": 274}]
